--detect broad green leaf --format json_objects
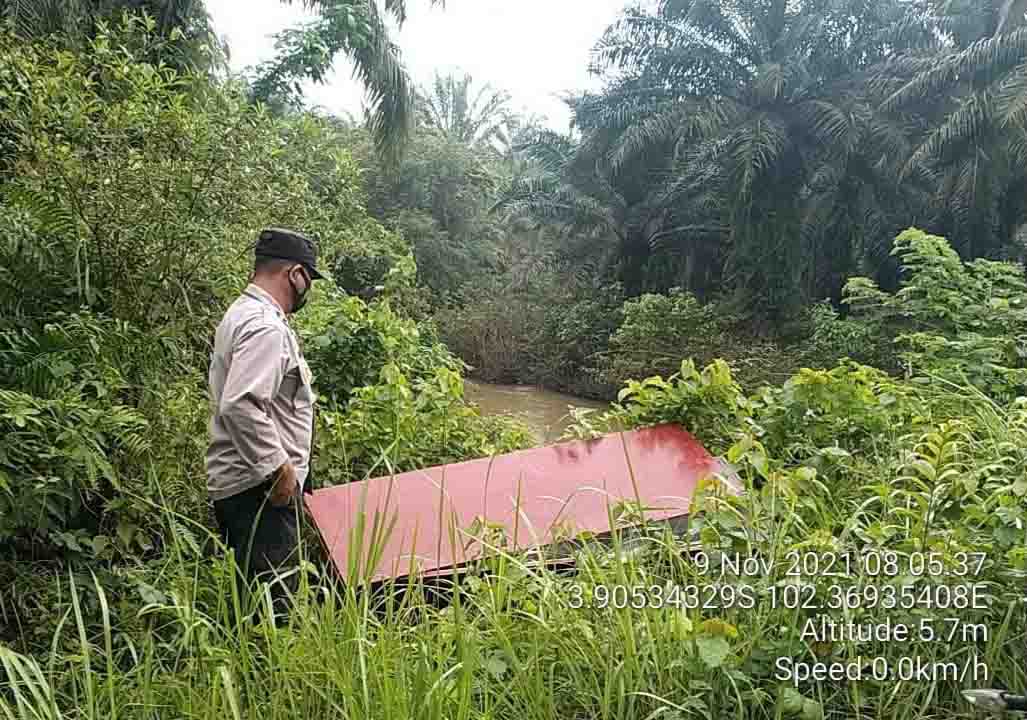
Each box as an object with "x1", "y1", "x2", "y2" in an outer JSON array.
[
  {"x1": 695, "y1": 635, "x2": 730, "y2": 668},
  {"x1": 485, "y1": 653, "x2": 508, "y2": 679}
]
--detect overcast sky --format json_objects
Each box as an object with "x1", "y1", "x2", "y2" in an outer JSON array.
[{"x1": 206, "y1": 0, "x2": 642, "y2": 131}]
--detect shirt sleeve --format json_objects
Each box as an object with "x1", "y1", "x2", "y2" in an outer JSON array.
[{"x1": 218, "y1": 318, "x2": 289, "y2": 483}]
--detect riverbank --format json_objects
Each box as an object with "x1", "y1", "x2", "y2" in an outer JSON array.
[{"x1": 435, "y1": 288, "x2": 828, "y2": 404}]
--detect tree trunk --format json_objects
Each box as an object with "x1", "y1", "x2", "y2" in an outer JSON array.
[
  {"x1": 620, "y1": 236, "x2": 649, "y2": 296},
  {"x1": 684, "y1": 247, "x2": 695, "y2": 292}
]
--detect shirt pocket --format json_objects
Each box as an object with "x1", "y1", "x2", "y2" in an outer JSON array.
[
  {"x1": 294, "y1": 379, "x2": 314, "y2": 410},
  {"x1": 280, "y1": 367, "x2": 310, "y2": 411},
  {"x1": 291, "y1": 359, "x2": 315, "y2": 410}
]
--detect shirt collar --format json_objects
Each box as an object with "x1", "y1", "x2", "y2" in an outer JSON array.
[{"x1": 243, "y1": 283, "x2": 286, "y2": 318}]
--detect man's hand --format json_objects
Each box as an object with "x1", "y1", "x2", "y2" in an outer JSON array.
[{"x1": 269, "y1": 461, "x2": 298, "y2": 507}]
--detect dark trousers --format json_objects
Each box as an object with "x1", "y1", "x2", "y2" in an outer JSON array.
[{"x1": 213, "y1": 480, "x2": 300, "y2": 621}]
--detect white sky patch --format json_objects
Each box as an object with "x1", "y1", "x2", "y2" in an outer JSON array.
[{"x1": 206, "y1": 0, "x2": 645, "y2": 130}]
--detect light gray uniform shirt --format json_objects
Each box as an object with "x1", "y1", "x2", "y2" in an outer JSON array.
[{"x1": 205, "y1": 284, "x2": 314, "y2": 501}]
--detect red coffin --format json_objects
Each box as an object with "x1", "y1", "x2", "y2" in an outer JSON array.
[{"x1": 304, "y1": 423, "x2": 727, "y2": 582}]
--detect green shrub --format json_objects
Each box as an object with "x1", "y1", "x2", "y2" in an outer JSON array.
[
  {"x1": 0, "y1": 388, "x2": 150, "y2": 556},
  {"x1": 434, "y1": 275, "x2": 545, "y2": 383},
  {"x1": 753, "y1": 361, "x2": 919, "y2": 461},
  {"x1": 0, "y1": 311, "x2": 194, "y2": 400},
  {"x1": 577, "y1": 359, "x2": 749, "y2": 454},
  {"x1": 0, "y1": 311, "x2": 206, "y2": 560},
  {"x1": 435, "y1": 271, "x2": 625, "y2": 396},
  {"x1": 298, "y1": 282, "x2": 462, "y2": 408},
  {"x1": 535, "y1": 282, "x2": 624, "y2": 396},
  {"x1": 844, "y1": 228, "x2": 1027, "y2": 400},
  {"x1": 803, "y1": 301, "x2": 898, "y2": 371},
  {"x1": 599, "y1": 288, "x2": 725, "y2": 382},
  {"x1": 314, "y1": 364, "x2": 533, "y2": 484},
  {"x1": 0, "y1": 17, "x2": 406, "y2": 339},
  {"x1": 597, "y1": 288, "x2": 804, "y2": 392}
]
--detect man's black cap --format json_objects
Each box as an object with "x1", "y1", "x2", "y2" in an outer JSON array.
[{"x1": 254, "y1": 227, "x2": 325, "y2": 280}]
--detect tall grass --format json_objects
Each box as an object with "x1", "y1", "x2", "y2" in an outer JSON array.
[{"x1": 2, "y1": 387, "x2": 1026, "y2": 720}]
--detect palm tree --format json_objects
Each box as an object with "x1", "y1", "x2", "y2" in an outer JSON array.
[
  {"x1": 417, "y1": 72, "x2": 512, "y2": 152},
  {"x1": 509, "y1": 0, "x2": 930, "y2": 312},
  {"x1": 879, "y1": 0, "x2": 1027, "y2": 259},
  {"x1": 251, "y1": 0, "x2": 444, "y2": 160},
  {"x1": 496, "y1": 117, "x2": 692, "y2": 298}
]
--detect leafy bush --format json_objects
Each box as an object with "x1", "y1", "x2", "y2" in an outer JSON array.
[
  {"x1": 844, "y1": 228, "x2": 1027, "y2": 400},
  {"x1": 803, "y1": 301, "x2": 898, "y2": 371},
  {"x1": 0, "y1": 311, "x2": 193, "y2": 401},
  {"x1": 596, "y1": 288, "x2": 805, "y2": 392},
  {"x1": 0, "y1": 311, "x2": 207, "y2": 560},
  {"x1": 6, "y1": 369, "x2": 1023, "y2": 717},
  {"x1": 752, "y1": 361, "x2": 919, "y2": 462},
  {"x1": 434, "y1": 274, "x2": 547, "y2": 383},
  {"x1": 435, "y1": 270, "x2": 625, "y2": 397},
  {"x1": 298, "y1": 282, "x2": 461, "y2": 408},
  {"x1": 533, "y1": 282, "x2": 624, "y2": 397},
  {"x1": 314, "y1": 364, "x2": 533, "y2": 484},
  {"x1": 598, "y1": 288, "x2": 727, "y2": 383},
  {"x1": 0, "y1": 17, "x2": 406, "y2": 339},
  {"x1": 582, "y1": 359, "x2": 749, "y2": 454},
  {"x1": 0, "y1": 388, "x2": 149, "y2": 555}
]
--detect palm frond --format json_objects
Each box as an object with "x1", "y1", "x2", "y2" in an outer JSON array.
[
  {"x1": 995, "y1": 62, "x2": 1027, "y2": 125},
  {"x1": 1, "y1": 0, "x2": 87, "y2": 40},
  {"x1": 796, "y1": 99, "x2": 863, "y2": 157},
  {"x1": 996, "y1": 0, "x2": 1027, "y2": 35},
  {"x1": 871, "y1": 7, "x2": 943, "y2": 54},
  {"x1": 511, "y1": 129, "x2": 577, "y2": 172},
  {"x1": 903, "y1": 90, "x2": 995, "y2": 177},
  {"x1": 663, "y1": 0, "x2": 755, "y2": 66},
  {"x1": 417, "y1": 71, "x2": 511, "y2": 148},
  {"x1": 592, "y1": 10, "x2": 752, "y2": 94},
  {"x1": 288, "y1": 0, "x2": 445, "y2": 27},
  {"x1": 607, "y1": 98, "x2": 731, "y2": 175},
  {"x1": 572, "y1": 82, "x2": 681, "y2": 132},
  {"x1": 883, "y1": 27, "x2": 1027, "y2": 111},
  {"x1": 725, "y1": 112, "x2": 791, "y2": 200},
  {"x1": 253, "y1": 1, "x2": 414, "y2": 159}
]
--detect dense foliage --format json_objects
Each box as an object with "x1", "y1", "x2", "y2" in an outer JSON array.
[
  {"x1": 844, "y1": 228, "x2": 1027, "y2": 400},
  {"x1": 2, "y1": 2, "x2": 1027, "y2": 719},
  {"x1": 3, "y1": 227, "x2": 1025, "y2": 718},
  {"x1": 0, "y1": 0, "x2": 223, "y2": 72},
  {"x1": 485, "y1": 0, "x2": 1027, "y2": 326},
  {"x1": 0, "y1": 18, "x2": 526, "y2": 571}
]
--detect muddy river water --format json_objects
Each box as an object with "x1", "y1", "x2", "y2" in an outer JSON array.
[{"x1": 464, "y1": 379, "x2": 609, "y2": 444}]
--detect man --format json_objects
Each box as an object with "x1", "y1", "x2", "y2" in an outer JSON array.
[{"x1": 205, "y1": 227, "x2": 324, "y2": 617}]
